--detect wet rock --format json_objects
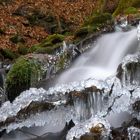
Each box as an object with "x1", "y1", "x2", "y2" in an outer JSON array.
[
  {"x1": 132, "y1": 100, "x2": 140, "y2": 112},
  {"x1": 0, "y1": 129, "x2": 6, "y2": 138},
  {"x1": 111, "y1": 118, "x2": 140, "y2": 139},
  {"x1": 80, "y1": 133, "x2": 101, "y2": 140}
]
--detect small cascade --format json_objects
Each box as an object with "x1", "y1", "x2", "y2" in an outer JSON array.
[
  {"x1": 72, "y1": 88, "x2": 110, "y2": 121},
  {"x1": 56, "y1": 29, "x2": 138, "y2": 84}
]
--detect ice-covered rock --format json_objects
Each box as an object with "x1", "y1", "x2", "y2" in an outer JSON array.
[{"x1": 117, "y1": 53, "x2": 140, "y2": 90}]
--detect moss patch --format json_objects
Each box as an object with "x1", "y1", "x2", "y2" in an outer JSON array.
[
  {"x1": 0, "y1": 48, "x2": 17, "y2": 60},
  {"x1": 42, "y1": 34, "x2": 64, "y2": 47},
  {"x1": 84, "y1": 13, "x2": 112, "y2": 26},
  {"x1": 29, "y1": 34, "x2": 64, "y2": 54},
  {"x1": 18, "y1": 45, "x2": 28, "y2": 55},
  {"x1": 112, "y1": 0, "x2": 140, "y2": 16},
  {"x1": 124, "y1": 7, "x2": 138, "y2": 14},
  {"x1": 74, "y1": 13, "x2": 112, "y2": 39},
  {"x1": 75, "y1": 26, "x2": 97, "y2": 38},
  {"x1": 6, "y1": 57, "x2": 42, "y2": 102}
]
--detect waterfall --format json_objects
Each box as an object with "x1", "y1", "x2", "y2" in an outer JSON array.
[
  {"x1": 56, "y1": 29, "x2": 138, "y2": 84},
  {"x1": 1, "y1": 28, "x2": 140, "y2": 140}
]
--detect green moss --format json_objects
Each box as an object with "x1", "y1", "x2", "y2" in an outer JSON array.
[
  {"x1": 35, "y1": 47, "x2": 54, "y2": 54},
  {"x1": 124, "y1": 7, "x2": 138, "y2": 14},
  {"x1": 29, "y1": 34, "x2": 64, "y2": 54},
  {"x1": 0, "y1": 48, "x2": 17, "y2": 60},
  {"x1": 112, "y1": 0, "x2": 138, "y2": 16},
  {"x1": 84, "y1": 13, "x2": 112, "y2": 26},
  {"x1": 74, "y1": 13, "x2": 112, "y2": 39},
  {"x1": 10, "y1": 34, "x2": 25, "y2": 44},
  {"x1": 42, "y1": 34, "x2": 64, "y2": 47},
  {"x1": 56, "y1": 54, "x2": 67, "y2": 70},
  {"x1": 6, "y1": 57, "x2": 42, "y2": 102},
  {"x1": 75, "y1": 26, "x2": 97, "y2": 38},
  {"x1": 18, "y1": 46, "x2": 28, "y2": 55}
]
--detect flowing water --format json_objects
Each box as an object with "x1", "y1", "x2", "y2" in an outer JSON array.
[
  {"x1": 56, "y1": 29, "x2": 138, "y2": 84},
  {"x1": 1, "y1": 28, "x2": 140, "y2": 140}
]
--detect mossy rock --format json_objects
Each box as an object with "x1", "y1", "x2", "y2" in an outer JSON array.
[
  {"x1": 10, "y1": 34, "x2": 25, "y2": 44},
  {"x1": 124, "y1": 7, "x2": 138, "y2": 14},
  {"x1": 6, "y1": 57, "x2": 42, "y2": 102},
  {"x1": 112, "y1": 0, "x2": 139, "y2": 16},
  {"x1": 29, "y1": 34, "x2": 64, "y2": 54},
  {"x1": 42, "y1": 34, "x2": 64, "y2": 47},
  {"x1": 18, "y1": 46, "x2": 28, "y2": 55},
  {"x1": 0, "y1": 48, "x2": 17, "y2": 60},
  {"x1": 84, "y1": 13, "x2": 112, "y2": 26},
  {"x1": 74, "y1": 26, "x2": 97, "y2": 38},
  {"x1": 35, "y1": 47, "x2": 54, "y2": 54},
  {"x1": 29, "y1": 43, "x2": 62, "y2": 55}
]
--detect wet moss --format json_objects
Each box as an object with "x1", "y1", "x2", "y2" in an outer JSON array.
[
  {"x1": 6, "y1": 57, "x2": 42, "y2": 102},
  {"x1": 84, "y1": 13, "x2": 112, "y2": 26},
  {"x1": 75, "y1": 26, "x2": 97, "y2": 38},
  {"x1": 42, "y1": 34, "x2": 64, "y2": 47},
  {"x1": 113, "y1": 0, "x2": 140, "y2": 16},
  {"x1": 29, "y1": 34, "x2": 64, "y2": 54},
  {"x1": 0, "y1": 48, "x2": 17, "y2": 60},
  {"x1": 74, "y1": 13, "x2": 112, "y2": 39},
  {"x1": 18, "y1": 45, "x2": 28, "y2": 55},
  {"x1": 124, "y1": 7, "x2": 138, "y2": 14}
]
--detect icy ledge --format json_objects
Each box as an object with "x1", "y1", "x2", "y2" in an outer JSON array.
[{"x1": 0, "y1": 77, "x2": 114, "y2": 129}]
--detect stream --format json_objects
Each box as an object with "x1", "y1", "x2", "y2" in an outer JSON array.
[{"x1": 1, "y1": 28, "x2": 140, "y2": 140}]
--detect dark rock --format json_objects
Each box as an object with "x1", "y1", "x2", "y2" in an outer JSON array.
[
  {"x1": 111, "y1": 118, "x2": 140, "y2": 139},
  {"x1": 0, "y1": 129, "x2": 6, "y2": 138},
  {"x1": 132, "y1": 100, "x2": 140, "y2": 112}
]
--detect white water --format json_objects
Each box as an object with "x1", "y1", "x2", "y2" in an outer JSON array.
[{"x1": 56, "y1": 29, "x2": 138, "y2": 84}]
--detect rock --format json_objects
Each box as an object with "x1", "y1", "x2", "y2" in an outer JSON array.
[
  {"x1": 90, "y1": 123, "x2": 105, "y2": 134},
  {"x1": 132, "y1": 100, "x2": 140, "y2": 112},
  {"x1": 111, "y1": 118, "x2": 140, "y2": 139}
]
